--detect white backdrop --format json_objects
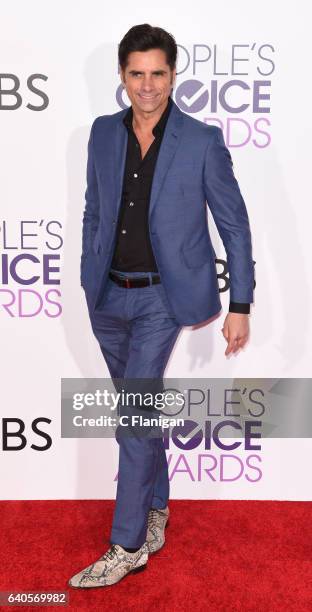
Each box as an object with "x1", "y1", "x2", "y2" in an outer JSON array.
[{"x1": 1, "y1": 0, "x2": 312, "y2": 500}]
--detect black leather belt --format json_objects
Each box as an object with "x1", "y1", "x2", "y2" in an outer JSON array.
[{"x1": 109, "y1": 271, "x2": 161, "y2": 288}]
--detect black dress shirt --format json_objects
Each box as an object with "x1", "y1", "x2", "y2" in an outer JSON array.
[
  {"x1": 111, "y1": 96, "x2": 172, "y2": 272},
  {"x1": 111, "y1": 96, "x2": 250, "y2": 314}
]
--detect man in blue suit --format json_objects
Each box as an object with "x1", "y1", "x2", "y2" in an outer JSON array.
[{"x1": 69, "y1": 24, "x2": 254, "y2": 589}]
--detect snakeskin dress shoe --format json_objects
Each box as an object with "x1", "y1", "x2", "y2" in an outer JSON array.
[
  {"x1": 68, "y1": 542, "x2": 148, "y2": 588},
  {"x1": 146, "y1": 506, "x2": 169, "y2": 553}
]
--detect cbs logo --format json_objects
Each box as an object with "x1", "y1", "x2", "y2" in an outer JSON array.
[{"x1": 0, "y1": 74, "x2": 48, "y2": 110}]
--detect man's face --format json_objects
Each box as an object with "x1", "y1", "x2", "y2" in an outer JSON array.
[{"x1": 120, "y1": 48, "x2": 176, "y2": 116}]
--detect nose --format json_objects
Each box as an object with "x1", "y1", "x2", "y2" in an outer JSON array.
[{"x1": 141, "y1": 74, "x2": 154, "y2": 91}]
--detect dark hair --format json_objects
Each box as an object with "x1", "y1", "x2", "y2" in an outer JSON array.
[{"x1": 118, "y1": 24, "x2": 177, "y2": 72}]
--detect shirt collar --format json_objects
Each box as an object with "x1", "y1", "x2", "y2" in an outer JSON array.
[{"x1": 123, "y1": 96, "x2": 173, "y2": 137}]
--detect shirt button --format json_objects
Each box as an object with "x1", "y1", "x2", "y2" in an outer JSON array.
[
  {"x1": 133, "y1": 173, "x2": 138, "y2": 178},
  {"x1": 129, "y1": 202, "x2": 134, "y2": 207},
  {"x1": 121, "y1": 229, "x2": 127, "y2": 234}
]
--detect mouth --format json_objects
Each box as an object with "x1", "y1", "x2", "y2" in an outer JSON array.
[{"x1": 138, "y1": 94, "x2": 159, "y2": 100}]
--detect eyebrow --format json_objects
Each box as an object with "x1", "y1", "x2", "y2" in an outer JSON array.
[{"x1": 128, "y1": 69, "x2": 167, "y2": 75}]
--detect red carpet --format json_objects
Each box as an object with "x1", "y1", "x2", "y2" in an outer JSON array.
[{"x1": 0, "y1": 500, "x2": 311, "y2": 611}]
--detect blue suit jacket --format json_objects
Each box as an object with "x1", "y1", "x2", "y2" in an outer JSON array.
[{"x1": 81, "y1": 99, "x2": 254, "y2": 325}]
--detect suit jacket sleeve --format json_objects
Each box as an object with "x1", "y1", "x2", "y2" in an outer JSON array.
[
  {"x1": 81, "y1": 119, "x2": 100, "y2": 262},
  {"x1": 203, "y1": 127, "x2": 254, "y2": 305}
]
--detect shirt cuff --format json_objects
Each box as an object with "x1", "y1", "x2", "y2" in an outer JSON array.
[{"x1": 229, "y1": 302, "x2": 250, "y2": 314}]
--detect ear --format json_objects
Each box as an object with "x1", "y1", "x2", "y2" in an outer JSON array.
[{"x1": 120, "y1": 68, "x2": 126, "y2": 86}]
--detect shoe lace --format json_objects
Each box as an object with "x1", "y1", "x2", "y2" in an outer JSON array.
[
  {"x1": 148, "y1": 509, "x2": 159, "y2": 526},
  {"x1": 100, "y1": 544, "x2": 119, "y2": 562}
]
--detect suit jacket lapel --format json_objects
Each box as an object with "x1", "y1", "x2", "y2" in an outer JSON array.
[{"x1": 149, "y1": 102, "x2": 183, "y2": 219}]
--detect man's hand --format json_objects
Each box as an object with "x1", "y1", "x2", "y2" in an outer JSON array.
[{"x1": 221, "y1": 312, "x2": 250, "y2": 356}]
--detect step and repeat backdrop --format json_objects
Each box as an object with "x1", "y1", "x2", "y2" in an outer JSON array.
[{"x1": 1, "y1": 1, "x2": 311, "y2": 500}]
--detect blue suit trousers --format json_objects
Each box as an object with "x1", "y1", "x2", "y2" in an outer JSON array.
[{"x1": 88, "y1": 270, "x2": 183, "y2": 548}]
